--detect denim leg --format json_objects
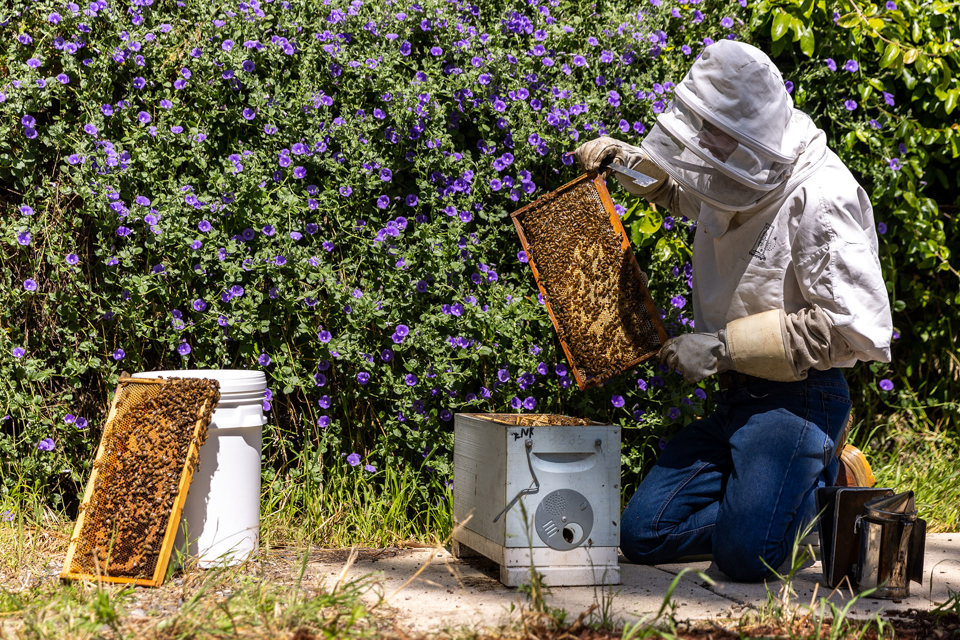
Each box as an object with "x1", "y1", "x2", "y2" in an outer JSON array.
[
  {"x1": 621, "y1": 369, "x2": 851, "y2": 579},
  {"x1": 620, "y1": 410, "x2": 729, "y2": 564},
  {"x1": 712, "y1": 375, "x2": 851, "y2": 581}
]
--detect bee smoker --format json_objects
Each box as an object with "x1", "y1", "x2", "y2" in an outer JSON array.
[{"x1": 854, "y1": 491, "x2": 926, "y2": 598}]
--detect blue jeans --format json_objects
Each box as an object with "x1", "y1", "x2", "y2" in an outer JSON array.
[{"x1": 620, "y1": 368, "x2": 851, "y2": 581}]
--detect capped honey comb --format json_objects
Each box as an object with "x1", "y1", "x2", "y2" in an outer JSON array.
[
  {"x1": 511, "y1": 173, "x2": 668, "y2": 390},
  {"x1": 61, "y1": 375, "x2": 220, "y2": 587}
]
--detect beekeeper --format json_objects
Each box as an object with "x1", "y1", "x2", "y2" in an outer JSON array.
[{"x1": 573, "y1": 40, "x2": 892, "y2": 581}]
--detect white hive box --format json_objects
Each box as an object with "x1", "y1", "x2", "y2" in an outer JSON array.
[{"x1": 452, "y1": 413, "x2": 621, "y2": 587}]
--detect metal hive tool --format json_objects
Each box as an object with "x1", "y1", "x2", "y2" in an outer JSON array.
[
  {"x1": 511, "y1": 173, "x2": 668, "y2": 390},
  {"x1": 61, "y1": 375, "x2": 220, "y2": 587}
]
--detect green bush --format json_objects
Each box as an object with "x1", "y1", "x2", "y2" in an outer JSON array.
[{"x1": 1, "y1": 0, "x2": 956, "y2": 518}]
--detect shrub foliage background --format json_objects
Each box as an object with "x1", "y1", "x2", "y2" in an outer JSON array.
[{"x1": 2, "y1": 0, "x2": 957, "y2": 516}]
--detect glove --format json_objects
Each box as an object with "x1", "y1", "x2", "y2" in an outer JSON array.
[
  {"x1": 659, "y1": 331, "x2": 733, "y2": 383},
  {"x1": 573, "y1": 136, "x2": 629, "y2": 172},
  {"x1": 572, "y1": 137, "x2": 667, "y2": 195},
  {"x1": 661, "y1": 308, "x2": 853, "y2": 384}
]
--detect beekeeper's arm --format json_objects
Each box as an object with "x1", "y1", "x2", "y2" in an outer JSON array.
[
  {"x1": 572, "y1": 136, "x2": 701, "y2": 219},
  {"x1": 661, "y1": 185, "x2": 892, "y2": 384},
  {"x1": 659, "y1": 306, "x2": 857, "y2": 383}
]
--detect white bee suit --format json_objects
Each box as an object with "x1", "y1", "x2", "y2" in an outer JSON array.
[{"x1": 611, "y1": 40, "x2": 892, "y2": 379}]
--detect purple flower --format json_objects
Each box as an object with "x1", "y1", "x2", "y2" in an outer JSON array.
[
  {"x1": 84, "y1": 123, "x2": 98, "y2": 136},
  {"x1": 318, "y1": 415, "x2": 331, "y2": 428},
  {"x1": 20, "y1": 205, "x2": 34, "y2": 216},
  {"x1": 844, "y1": 59, "x2": 859, "y2": 72},
  {"x1": 522, "y1": 396, "x2": 536, "y2": 410},
  {"x1": 380, "y1": 168, "x2": 392, "y2": 181},
  {"x1": 137, "y1": 111, "x2": 151, "y2": 124},
  {"x1": 877, "y1": 222, "x2": 887, "y2": 235},
  {"x1": 198, "y1": 220, "x2": 212, "y2": 232},
  {"x1": 178, "y1": 342, "x2": 192, "y2": 356},
  {"x1": 844, "y1": 99, "x2": 858, "y2": 111},
  {"x1": 888, "y1": 158, "x2": 901, "y2": 171},
  {"x1": 37, "y1": 438, "x2": 55, "y2": 452},
  {"x1": 340, "y1": 186, "x2": 353, "y2": 197},
  {"x1": 258, "y1": 353, "x2": 271, "y2": 366},
  {"x1": 12, "y1": 347, "x2": 25, "y2": 358},
  {"x1": 17, "y1": 231, "x2": 30, "y2": 246},
  {"x1": 405, "y1": 373, "x2": 418, "y2": 386},
  {"x1": 356, "y1": 371, "x2": 371, "y2": 385},
  {"x1": 242, "y1": 60, "x2": 256, "y2": 72},
  {"x1": 346, "y1": 453, "x2": 361, "y2": 467},
  {"x1": 364, "y1": 464, "x2": 376, "y2": 473},
  {"x1": 611, "y1": 395, "x2": 625, "y2": 408},
  {"x1": 113, "y1": 348, "x2": 125, "y2": 360},
  {"x1": 825, "y1": 58, "x2": 837, "y2": 71},
  {"x1": 720, "y1": 16, "x2": 734, "y2": 28},
  {"x1": 668, "y1": 407, "x2": 681, "y2": 420},
  {"x1": 318, "y1": 395, "x2": 332, "y2": 409},
  {"x1": 66, "y1": 253, "x2": 79, "y2": 265},
  {"x1": 883, "y1": 91, "x2": 895, "y2": 106},
  {"x1": 878, "y1": 378, "x2": 894, "y2": 391},
  {"x1": 24, "y1": 279, "x2": 38, "y2": 291},
  {"x1": 242, "y1": 108, "x2": 256, "y2": 121},
  {"x1": 318, "y1": 329, "x2": 332, "y2": 343}
]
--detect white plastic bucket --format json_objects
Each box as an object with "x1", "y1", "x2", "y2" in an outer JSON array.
[{"x1": 132, "y1": 369, "x2": 266, "y2": 567}]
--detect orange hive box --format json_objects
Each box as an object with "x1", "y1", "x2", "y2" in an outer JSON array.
[{"x1": 511, "y1": 172, "x2": 668, "y2": 390}]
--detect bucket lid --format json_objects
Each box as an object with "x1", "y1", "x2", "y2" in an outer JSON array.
[{"x1": 132, "y1": 369, "x2": 267, "y2": 394}]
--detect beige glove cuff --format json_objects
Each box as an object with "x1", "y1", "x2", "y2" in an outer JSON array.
[{"x1": 726, "y1": 309, "x2": 801, "y2": 382}]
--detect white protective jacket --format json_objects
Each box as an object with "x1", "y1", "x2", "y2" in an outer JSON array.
[{"x1": 612, "y1": 40, "x2": 892, "y2": 380}]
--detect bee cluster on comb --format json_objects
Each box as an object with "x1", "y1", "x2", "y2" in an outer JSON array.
[
  {"x1": 61, "y1": 376, "x2": 219, "y2": 586},
  {"x1": 511, "y1": 173, "x2": 667, "y2": 390}
]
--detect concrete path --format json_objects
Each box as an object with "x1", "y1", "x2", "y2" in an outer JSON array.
[{"x1": 303, "y1": 533, "x2": 960, "y2": 634}]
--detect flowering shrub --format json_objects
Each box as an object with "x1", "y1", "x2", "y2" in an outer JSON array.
[{"x1": 2, "y1": 0, "x2": 956, "y2": 512}]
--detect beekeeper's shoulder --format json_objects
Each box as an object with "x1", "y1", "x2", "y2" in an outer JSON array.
[{"x1": 792, "y1": 148, "x2": 874, "y2": 247}]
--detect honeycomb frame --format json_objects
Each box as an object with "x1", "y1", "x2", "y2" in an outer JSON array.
[
  {"x1": 511, "y1": 172, "x2": 668, "y2": 390},
  {"x1": 60, "y1": 375, "x2": 219, "y2": 587}
]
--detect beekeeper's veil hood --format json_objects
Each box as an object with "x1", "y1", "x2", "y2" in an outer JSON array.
[{"x1": 642, "y1": 40, "x2": 810, "y2": 211}]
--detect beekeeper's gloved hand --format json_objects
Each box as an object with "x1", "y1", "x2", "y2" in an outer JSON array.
[
  {"x1": 659, "y1": 331, "x2": 733, "y2": 383},
  {"x1": 572, "y1": 137, "x2": 667, "y2": 195},
  {"x1": 660, "y1": 307, "x2": 858, "y2": 384}
]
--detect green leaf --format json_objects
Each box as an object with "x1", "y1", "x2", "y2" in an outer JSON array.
[
  {"x1": 880, "y1": 42, "x2": 901, "y2": 68},
  {"x1": 837, "y1": 12, "x2": 861, "y2": 27},
  {"x1": 772, "y1": 11, "x2": 791, "y2": 40},
  {"x1": 799, "y1": 26, "x2": 815, "y2": 56},
  {"x1": 638, "y1": 209, "x2": 663, "y2": 235},
  {"x1": 945, "y1": 89, "x2": 960, "y2": 115}
]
